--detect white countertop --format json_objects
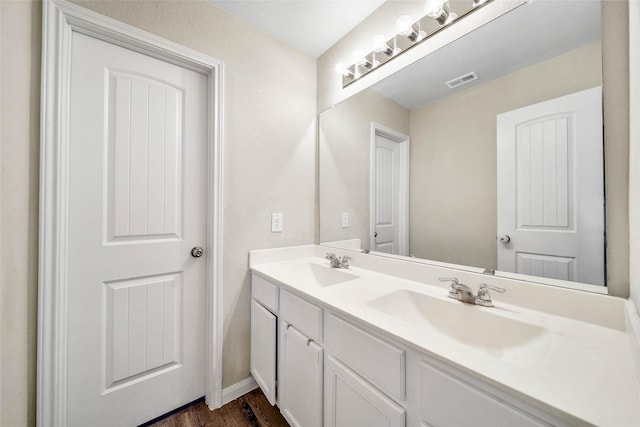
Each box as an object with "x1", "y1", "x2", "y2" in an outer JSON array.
[{"x1": 250, "y1": 245, "x2": 640, "y2": 426}]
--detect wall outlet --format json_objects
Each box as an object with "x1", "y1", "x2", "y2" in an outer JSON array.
[
  {"x1": 271, "y1": 213, "x2": 283, "y2": 232},
  {"x1": 341, "y1": 212, "x2": 349, "y2": 228}
]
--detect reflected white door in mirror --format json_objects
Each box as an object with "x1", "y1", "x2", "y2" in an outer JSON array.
[
  {"x1": 497, "y1": 87, "x2": 604, "y2": 286},
  {"x1": 371, "y1": 124, "x2": 409, "y2": 256}
]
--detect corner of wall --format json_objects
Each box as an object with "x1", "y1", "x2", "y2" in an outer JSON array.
[
  {"x1": 627, "y1": 0, "x2": 640, "y2": 312},
  {"x1": 602, "y1": 0, "x2": 631, "y2": 298}
]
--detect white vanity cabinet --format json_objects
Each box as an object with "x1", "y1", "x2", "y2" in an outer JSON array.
[
  {"x1": 250, "y1": 273, "x2": 324, "y2": 426},
  {"x1": 250, "y1": 274, "x2": 280, "y2": 406},
  {"x1": 251, "y1": 272, "x2": 569, "y2": 427},
  {"x1": 250, "y1": 299, "x2": 277, "y2": 405},
  {"x1": 325, "y1": 356, "x2": 405, "y2": 427},
  {"x1": 279, "y1": 321, "x2": 323, "y2": 427},
  {"x1": 417, "y1": 359, "x2": 555, "y2": 427},
  {"x1": 323, "y1": 313, "x2": 407, "y2": 427}
]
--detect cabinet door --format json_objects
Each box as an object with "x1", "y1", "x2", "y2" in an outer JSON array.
[
  {"x1": 325, "y1": 356, "x2": 405, "y2": 427},
  {"x1": 280, "y1": 321, "x2": 323, "y2": 427},
  {"x1": 250, "y1": 299, "x2": 277, "y2": 405},
  {"x1": 420, "y1": 361, "x2": 549, "y2": 427}
]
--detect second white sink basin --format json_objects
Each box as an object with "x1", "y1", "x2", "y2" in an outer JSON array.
[
  {"x1": 367, "y1": 289, "x2": 553, "y2": 369},
  {"x1": 271, "y1": 260, "x2": 360, "y2": 287}
]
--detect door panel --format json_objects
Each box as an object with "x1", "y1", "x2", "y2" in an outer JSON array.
[
  {"x1": 516, "y1": 252, "x2": 575, "y2": 282},
  {"x1": 108, "y1": 71, "x2": 183, "y2": 242},
  {"x1": 67, "y1": 32, "x2": 208, "y2": 425},
  {"x1": 497, "y1": 87, "x2": 604, "y2": 285},
  {"x1": 516, "y1": 117, "x2": 571, "y2": 229},
  {"x1": 105, "y1": 274, "x2": 181, "y2": 388},
  {"x1": 374, "y1": 135, "x2": 399, "y2": 254}
]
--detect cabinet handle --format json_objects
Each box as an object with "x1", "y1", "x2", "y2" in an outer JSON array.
[
  {"x1": 306, "y1": 339, "x2": 313, "y2": 346},
  {"x1": 286, "y1": 324, "x2": 291, "y2": 330}
]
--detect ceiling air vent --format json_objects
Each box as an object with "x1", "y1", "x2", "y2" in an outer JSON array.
[{"x1": 445, "y1": 71, "x2": 478, "y2": 89}]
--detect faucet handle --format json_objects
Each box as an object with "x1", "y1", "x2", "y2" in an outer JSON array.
[
  {"x1": 439, "y1": 277, "x2": 460, "y2": 292},
  {"x1": 440, "y1": 277, "x2": 467, "y2": 299},
  {"x1": 439, "y1": 277, "x2": 459, "y2": 286},
  {"x1": 340, "y1": 256, "x2": 350, "y2": 269},
  {"x1": 476, "y1": 283, "x2": 506, "y2": 307},
  {"x1": 479, "y1": 283, "x2": 506, "y2": 293},
  {"x1": 325, "y1": 252, "x2": 336, "y2": 259}
]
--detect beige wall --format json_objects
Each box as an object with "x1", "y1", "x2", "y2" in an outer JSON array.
[
  {"x1": 319, "y1": 89, "x2": 410, "y2": 248},
  {"x1": 409, "y1": 42, "x2": 602, "y2": 269},
  {"x1": 602, "y1": 0, "x2": 630, "y2": 297},
  {"x1": 629, "y1": 0, "x2": 640, "y2": 311},
  {"x1": 1, "y1": 2, "x2": 41, "y2": 426},
  {"x1": 0, "y1": 1, "x2": 316, "y2": 425}
]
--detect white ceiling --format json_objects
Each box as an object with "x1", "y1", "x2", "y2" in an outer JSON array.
[{"x1": 209, "y1": 0, "x2": 386, "y2": 58}]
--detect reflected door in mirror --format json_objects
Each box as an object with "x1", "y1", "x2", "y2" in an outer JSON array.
[
  {"x1": 372, "y1": 126, "x2": 409, "y2": 255},
  {"x1": 497, "y1": 87, "x2": 604, "y2": 285}
]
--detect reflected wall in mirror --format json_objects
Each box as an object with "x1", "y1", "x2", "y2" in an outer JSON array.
[{"x1": 319, "y1": 0, "x2": 605, "y2": 288}]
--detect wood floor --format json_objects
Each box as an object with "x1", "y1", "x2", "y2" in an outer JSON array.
[{"x1": 147, "y1": 388, "x2": 290, "y2": 427}]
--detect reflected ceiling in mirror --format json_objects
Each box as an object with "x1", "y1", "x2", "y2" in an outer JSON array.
[{"x1": 319, "y1": 0, "x2": 605, "y2": 290}]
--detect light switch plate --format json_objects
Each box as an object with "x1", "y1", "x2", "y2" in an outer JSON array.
[
  {"x1": 271, "y1": 213, "x2": 283, "y2": 232},
  {"x1": 341, "y1": 212, "x2": 349, "y2": 228}
]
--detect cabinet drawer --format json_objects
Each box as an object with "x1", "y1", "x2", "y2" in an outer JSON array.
[
  {"x1": 280, "y1": 290, "x2": 323, "y2": 342},
  {"x1": 252, "y1": 273, "x2": 279, "y2": 313},
  {"x1": 419, "y1": 360, "x2": 548, "y2": 427},
  {"x1": 325, "y1": 314, "x2": 405, "y2": 400}
]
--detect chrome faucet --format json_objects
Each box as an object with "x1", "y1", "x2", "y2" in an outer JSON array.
[
  {"x1": 326, "y1": 253, "x2": 349, "y2": 269},
  {"x1": 438, "y1": 278, "x2": 506, "y2": 307}
]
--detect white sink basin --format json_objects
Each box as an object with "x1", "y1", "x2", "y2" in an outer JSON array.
[
  {"x1": 367, "y1": 289, "x2": 553, "y2": 368},
  {"x1": 271, "y1": 260, "x2": 359, "y2": 287}
]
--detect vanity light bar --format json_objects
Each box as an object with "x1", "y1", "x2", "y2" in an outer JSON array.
[{"x1": 339, "y1": 0, "x2": 494, "y2": 88}]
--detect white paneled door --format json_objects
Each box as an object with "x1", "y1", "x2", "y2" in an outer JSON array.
[
  {"x1": 497, "y1": 87, "x2": 604, "y2": 285},
  {"x1": 374, "y1": 134, "x2": 400, "y2": 254},
  {"x1": 66, "y1": 32, "x2": 208, "y2": 425},
  {"x1": 372, "y1": 126, "x2": 409, "y2": 256}
]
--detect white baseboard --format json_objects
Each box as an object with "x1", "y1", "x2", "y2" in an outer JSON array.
[{"x1": 221, "y1": 376, "x2": 259, "y2": 406}]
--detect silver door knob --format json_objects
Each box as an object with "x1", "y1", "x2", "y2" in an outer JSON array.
[
  {"x1": 498, "y1": 235, "x2": 511, "y2": 244},
  {"x1": 191, "y1": 246, "x2": 204, "y2": 258}
]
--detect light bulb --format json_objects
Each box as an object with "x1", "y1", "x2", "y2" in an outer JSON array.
[
  {"x1": 396, "y1": 15, "x2": 413, "y2": 37},
  {"x1": 352, "y1": 49, "x2": 366, "y2": 66},
  {"x1": 425, "y1": 0, "x2": 457, "y2": 25},
  {"x1": 424, "y1": 0, "x2": 446, "y2": 18},
  {"x1": 396, "y1": 15, "x2": 426, "y2": 43},
  {"x1": 372, "y1": 35, "x2": 388, "y2": 53},
  {"x1": 334, "y1": 63, "x2": 350, "y2": 77},
  {"x1": 372, "y1": 34, "x2": 398, "y2": 58}
]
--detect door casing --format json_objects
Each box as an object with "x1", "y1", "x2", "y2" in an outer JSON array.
[{"x1": 37, "y1": 1, "x2": 224, "y2": 425}]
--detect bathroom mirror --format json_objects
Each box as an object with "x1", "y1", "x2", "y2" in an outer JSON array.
[{"x1": 319, "y1": 0, "x2": 606, "y2": 289}]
